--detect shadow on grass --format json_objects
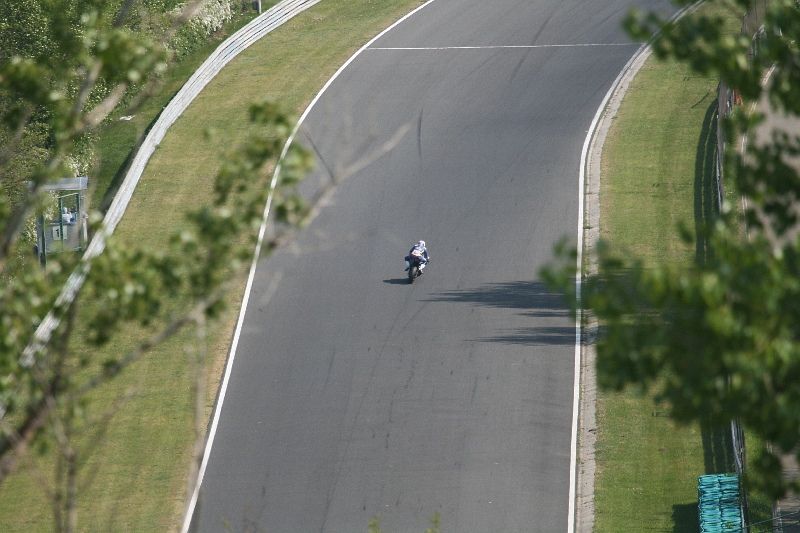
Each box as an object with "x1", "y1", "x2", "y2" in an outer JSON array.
[
  {"x1": 695, "y1": 100, "x2": 737, "y2": 472},
  {"x1": 694, "y1": 100, "x2": 718, "y2": 265},
  {"x1": 702, "y1": 420, "x2": 735, "y2": 474},
  {"x1": 426, "y1": 280, "x2": 573, "y2": 346},
  {"x1": 693, "y1": 98, "x2": 743, "y2": 530},
  {"x1": 96, "y1": 122, "x2": 142, "y2": 212},
  {"x1": 672, "y1": 502, "x2": 699, "y2": 532}
]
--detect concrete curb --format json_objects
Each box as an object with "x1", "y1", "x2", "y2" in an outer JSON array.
[
  {"x1": 576, "y1": 41, "x2": 653, "y2": 533},
  {"x1": 574, "y1": 3, "x2": 703, "y2": 530}
]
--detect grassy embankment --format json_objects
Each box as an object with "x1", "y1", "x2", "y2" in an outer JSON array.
[
  {"x1": 0, "y1": 0, "x2": 420, "y2": 531},
  {"x1": 92, "y1": 5, "x2": 293, "y2": 211},
  {"x1": 596, "y1": 54, "x2": 723, "y2": 532},
  {"x1": 593, "y1": 3, "x2": 771, "y2": 531}
]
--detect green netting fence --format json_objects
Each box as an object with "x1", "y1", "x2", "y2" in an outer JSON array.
[{"x1": 699, "y1": 473, "x2": 745, "y2": 532}]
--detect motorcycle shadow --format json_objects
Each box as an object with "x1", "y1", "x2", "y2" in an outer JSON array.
[{"x1": 383, "y1": 278, "x2": 411, "y2": 285}]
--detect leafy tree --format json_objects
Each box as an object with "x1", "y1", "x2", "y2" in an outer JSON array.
[
  {"x1": 545, "y1": 0, "x2": 800, "y2": 500},
  {"x1": 0, "y1": 1, "x2": 312, "y2": 531}
]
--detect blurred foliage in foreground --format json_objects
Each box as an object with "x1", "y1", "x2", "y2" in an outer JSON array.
[{"x1": 544, "y1": 0, "x2": 800, "y2": 501}]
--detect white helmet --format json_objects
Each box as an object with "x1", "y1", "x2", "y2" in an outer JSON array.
[{"x1": 418, "y1": 240, "x2": 426, "y2": 248}]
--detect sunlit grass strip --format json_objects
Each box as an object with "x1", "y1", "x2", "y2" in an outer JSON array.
[{"x1": 594, "y1": 4, "x2": 741, "y2": 530}]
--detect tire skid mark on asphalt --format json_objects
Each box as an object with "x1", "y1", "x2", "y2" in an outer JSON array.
[{"x1": 318, "y1": 291, "x2": 412, "y2": 530}]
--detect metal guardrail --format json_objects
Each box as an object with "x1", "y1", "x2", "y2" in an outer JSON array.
[
  {"x1": 731, "y1": 418, "x2": 748, "y2": 531},
  {"x1": 23, "y1": 0, "x2": 323, "y2": 361},
  {"x1": 743, "y1": 0, "x2": 770, "y2": 40},
  {"x1": 715, "y1": 2, "x2": 775, "y2": 531},
  {"x1": 716, "y1": 0, "x2": 770, "y2": 206}
]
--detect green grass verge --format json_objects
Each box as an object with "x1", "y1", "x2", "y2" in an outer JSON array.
[
  {"x1": 595, "y1": 4, "x2": 745, "y2": 531},
  {"x1": 0, "y1": 0, "x2": 421, "y2": 531}
]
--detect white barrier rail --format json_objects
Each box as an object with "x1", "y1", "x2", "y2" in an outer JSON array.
[{"x1": 23, "y1": 0, "x2": 323, "y2": 361}]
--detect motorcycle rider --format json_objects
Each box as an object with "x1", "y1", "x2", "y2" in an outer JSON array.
[{"x1": 405, "y1": 240, "x2": 430, "y2": 274}]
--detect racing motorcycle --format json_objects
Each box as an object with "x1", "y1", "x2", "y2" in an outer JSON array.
[{"x1": 406, "y1": 249, "x2": 426, "y2": 284}]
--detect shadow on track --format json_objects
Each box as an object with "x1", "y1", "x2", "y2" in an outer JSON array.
[
  {"x1": 427, "y1": 280, "x2": 574, "y2": 346},
  {"x1": 382, "y1": 278, "x2": 410, "y2": 285}
]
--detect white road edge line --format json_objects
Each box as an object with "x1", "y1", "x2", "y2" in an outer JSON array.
[
  {"x1": 568, "y1": 45, "x2": 639, "y2": 533},
  {"x1": 179, "y1": 0, "x2": 441, "y2": 531},
  {"x1": 369, "y1": 43, "x2": 638, "y2": 50},
  {"x1": 567, "y1": 3, "x2": 701, "y2": 532}
]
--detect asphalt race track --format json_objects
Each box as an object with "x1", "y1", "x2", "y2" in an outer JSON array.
[{"x1": 191, "y1": 1, "x2": 672, "y2": 531}]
